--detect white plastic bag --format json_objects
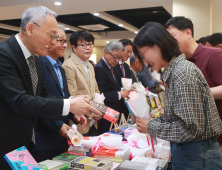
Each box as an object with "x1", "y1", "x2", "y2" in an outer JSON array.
[{"x1": 67, "y1": 124, "x2": 83, "y2": 146}]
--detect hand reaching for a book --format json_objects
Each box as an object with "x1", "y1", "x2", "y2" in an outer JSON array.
[
  {"x1": 69, "y1": 95, "x2": 102, "y2": 117},
  {"x1": 59, "y1": 123, "x2": 72, "y2": 140},
  {"x1": 74, "y1": 115, "x2": 87, "y2": 129}
]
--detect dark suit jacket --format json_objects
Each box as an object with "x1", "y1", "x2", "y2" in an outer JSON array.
[
  {"x1": 35, "y1": 56, "x2": 73, "y2": 151},
  {"x1": 114, "y1": 62, "x2": 132, "y2": 119},
  {"x1": 0, "y1": 35, "x2": 63, "y2": 161},
  {"x1": 130, "y1": 69, "x2": 140, "y2": 83},
  {"x1": 94, "y1": 58, "x2": 122, "y2": 133}
]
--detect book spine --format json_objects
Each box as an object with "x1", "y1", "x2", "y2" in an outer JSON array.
[{"x1": 4, "y1": 155, "x2": 16, "y2": 170}]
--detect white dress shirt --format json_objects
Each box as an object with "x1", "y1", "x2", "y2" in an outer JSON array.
[
  {"x1": 15, "y1": 34, "x2": 70, "y2": 116},
  {"x1": 102, "y1": 57, "x2": 121, "y2": 100},
  {"x1": 75, "y1": 53, "x2": 90, "y2": 84}
]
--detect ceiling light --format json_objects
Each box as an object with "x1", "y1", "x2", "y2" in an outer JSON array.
[
  {"x1": 94, "y1": 13, "x2": 99, "y2": 16},
  {"x1": 106, "y1": 41, "x2": 110, "y2": 43},
  {"x1": 54, "y1": 2, "x2": 62, "y2": 5},
  {"x1": 153, "y1": 11, "x2": 158, "y2": 13},
  {"x1": 135, "y1": 31, "x2": 138, "y2": 34},
  {"x1": 118, "y1": 24, "x2": 123, "y2": 27},
  {"x1": 65, "y1": 28, "x2": 70, "y2": 30}
]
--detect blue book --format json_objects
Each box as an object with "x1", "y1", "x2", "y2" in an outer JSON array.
[
  {"x1": 4, "y1": 146, "x2": 41, "y2": 170},
  {"x1": 125, "y1": 101, "x2": 136, "y2": 120}
]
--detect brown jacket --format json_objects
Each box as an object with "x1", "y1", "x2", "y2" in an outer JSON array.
[{"x1": 62, "y1": 53, "x2": 100, "y2": 134}]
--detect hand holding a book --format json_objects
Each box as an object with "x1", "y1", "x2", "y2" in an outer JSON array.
[
  {"x1": 70, "y1": 95, "x2": 102, "y2": 117},
  {"x1": 59, "y1": 123, "x2": 72, "y2": 139},
  {"x1": 136, "y1": 117, "x2": 153, "y2": 134},
  {"x1": 93, "y1": 114, "x2": 102, "y2": 120}
]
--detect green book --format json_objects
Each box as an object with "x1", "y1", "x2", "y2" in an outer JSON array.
[{"x1": 53, "y1": 153, "x2": 80, "y2": 166}]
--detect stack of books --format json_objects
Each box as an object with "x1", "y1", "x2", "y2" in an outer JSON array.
[
  {"x1": 68, "y1": 156, "x2": 113, "y2": 170},
  {"x1": 38, "y1": 160, "x2": 67, "y2": 170},
  {"x1": 94, "y1": 146, "x2": 130, "y2": 163},
  {"x1": 53, "y1": 151, "x2": 84, "y2": 166},
  {"x1": 68, "y1": 145, "x2": 91, "y2": 156},
  {"x1": 131, "y1": 156, "x2": 168, "y2": 170},
  {"x1": 118, "y1": 160, "x2": 159, "y2": 170}
]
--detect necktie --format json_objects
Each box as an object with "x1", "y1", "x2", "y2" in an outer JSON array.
[
  {"x1": 121, "y1": 63, "x2": 125, "y2": 78},
  {"x1": 27, "y1": 55, "x2": 38, "y2": 97},
  {"x1": 27, "y1": 55, "x2": 38, "y2": 144},
  {"x1": 54, "y1": 65, "x2": 65, "y2": 96},
  {"x1": 110, "y1": 67, "x2": 116, "y2": 82}
]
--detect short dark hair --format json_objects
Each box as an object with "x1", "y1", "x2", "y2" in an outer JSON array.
[
  {"x1": 207, "y1": 33, "x2": 222, "y2": 47},
  {"x1": 119, "y1": 39, "x2": 133, "y2": 47},
  {"x1": 133, "y1": 22, "x2": 181, "y2": 63},
  {"x1": 165, "y1": 16, "x2": 194, "y2": 37},
  {"x1": 69, "y1": 30, "x2": 94, "y2": 51},
  {"x1": 196, "y1": 36, "x2": 210, "y2": 45}
]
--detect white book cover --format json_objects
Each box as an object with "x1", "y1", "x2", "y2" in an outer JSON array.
[{"x1": 38, "y1": 160, "x2": 64, "y2": 170}]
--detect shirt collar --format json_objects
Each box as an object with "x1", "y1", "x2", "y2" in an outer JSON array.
[
  {"x1": 119, "y1": 60, "x2": 123, "y2": 64},
  {"x1": 130, "y1": 67, "x2": 137, "y2": 75},
  {"x1": 15, "y1": 34, "x2": 32, "y2": 59},
  {"x1": 162, "y1": 54, "x2": 186, "y2": 83},
  {"x1": 189, "y1": 43, "x2": 203, "y2": 61},
  {"x1": 102, "y1": 57, "x2": 111, "y2": 69},
  {"x1": 74, "y1": 53, "x2": 89, "y2": 67},
  {"x1": 46, "y1": 55, "x2": 62, "y2": 67}
]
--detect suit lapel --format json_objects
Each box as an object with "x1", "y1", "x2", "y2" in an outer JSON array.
[
  {"x1": 9, "y1": 36, "x2": 34, "y2": 96},
  {"x1": 101, "y1": 59, "x2": 116, "y2": 85},
  {"x1": 45, "y1": 58, "x2": 63, "y2": 96},
  {"x1": 71, "y1": 54, "x2": 91, "y2": 89}
]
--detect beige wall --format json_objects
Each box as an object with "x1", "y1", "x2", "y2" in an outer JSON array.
[
  {"x1": 212, "y1": 0, "x2": 222, "y2": 33},
  {"x1": 173, "y1": 0, "x2": 211, "y2": 40}
]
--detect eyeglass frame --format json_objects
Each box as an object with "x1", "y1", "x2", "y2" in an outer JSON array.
[
  {"x1": 124, "y1": 49, "x2": 133, "y2": 55},
  {"x1": 109, "y1": 52, "x2": 122, "y2": 61},
  {"x1": 33, "y1": 23, "x2": 59, "y2": 42},
  {"x1": 76, "y1": 43, "x2": 94, "y2": 49},
  {"x1": 56, "y1": 39, "x2": 68, "y2": 46}
]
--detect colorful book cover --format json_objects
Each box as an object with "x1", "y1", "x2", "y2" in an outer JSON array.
[
  {"x1": 53, "y1": 153, "x2": 80, "y2": 163},
  {"x1": 4, "y1": 146, "x2": 41, "y2": 170}
]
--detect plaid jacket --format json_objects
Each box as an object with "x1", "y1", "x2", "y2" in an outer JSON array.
[{"x1": 148, "y1": 54, "x2": 222, "y2": 143}]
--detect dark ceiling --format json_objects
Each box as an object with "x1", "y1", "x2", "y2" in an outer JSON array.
[{"x1": 0, "y1": 6, "x2": 171, "y2": 36}]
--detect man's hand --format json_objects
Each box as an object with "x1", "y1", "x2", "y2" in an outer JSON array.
[
  {"x1": 74, "y1": 115, "x2": 87, "y2": 129},
  {"x1": 136, "y1": 117, "x2": 153, "y2": 134},
  {"x1": 93, "y1": 114, "x2": 102, "y2": 121},
  {"x1": 120, "y1": 90, "x2": 130, "y2": 98},
  {"x1": 59, "y1": 123, "x2": 72, "y2": 140},
  {"x1": 69, "y1": 95, "x2": 102, "y2": 117},
  {"x1": 157, "y1": 80, "x2": 164, "y2": 86}
]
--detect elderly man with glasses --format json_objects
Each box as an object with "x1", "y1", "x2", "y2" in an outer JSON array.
[
  {"x1": 94, "y1": 40, "x2": 134, "y2": 134},
  {"x1": 0, "y1": 6, "x2": 100, "y2": 169}
]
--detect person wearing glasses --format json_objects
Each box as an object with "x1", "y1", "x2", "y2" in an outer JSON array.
[
  {"x1": 94, "y1": 40, "x2": 134, "y2": 134},
  {"x1": 62, "y1": 30, "x2": 101, "y2": 136},
  {"x1": 0, "y1": 6, "x2": 101, "y2": 169},
  {"x1": 134, "y1": 22, "x2": 222, "y2": 170},
  {"x1": 32, "y1": 25, "x2": 86, "y2": 162}
]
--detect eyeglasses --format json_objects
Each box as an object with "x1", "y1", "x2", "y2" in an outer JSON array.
[
  {"x1": 109, "y1": 52, "x2": 122, "y2": 61},
  {"x1": 77, "y1": 43, "x2": 94, "y2": 49},
  {"x1": 124, "y1": 49, "x2": 133, "y2": 55},
  {"x1": 56, "y1": 39, "x2": 68, "y2": 45},
  {"x1": 33, "y1": 23, "x2": 59, "y2": 42}
]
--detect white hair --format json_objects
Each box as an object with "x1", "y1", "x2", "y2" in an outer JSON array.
[
  {"x1": 58, "y1": 24, "x2": 66, "y2": 31},
  {"x1": 104, "y1": 40, "x2": 124, "y2": 53},
  {"x1": 20, "y1": 6, "x2": 57, "y2": 31}
]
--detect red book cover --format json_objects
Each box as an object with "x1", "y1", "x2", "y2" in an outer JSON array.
[
  {"x1": 65, "y1": 151, "x2": 85, "y2": 156},
  {"x1": 95, "y1": 146, "x2": 119, "y2": 157}
]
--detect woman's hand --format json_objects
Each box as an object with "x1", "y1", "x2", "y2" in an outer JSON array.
[{"x1": 136, "y1": 117, "x2": 153, "y2": 133}]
